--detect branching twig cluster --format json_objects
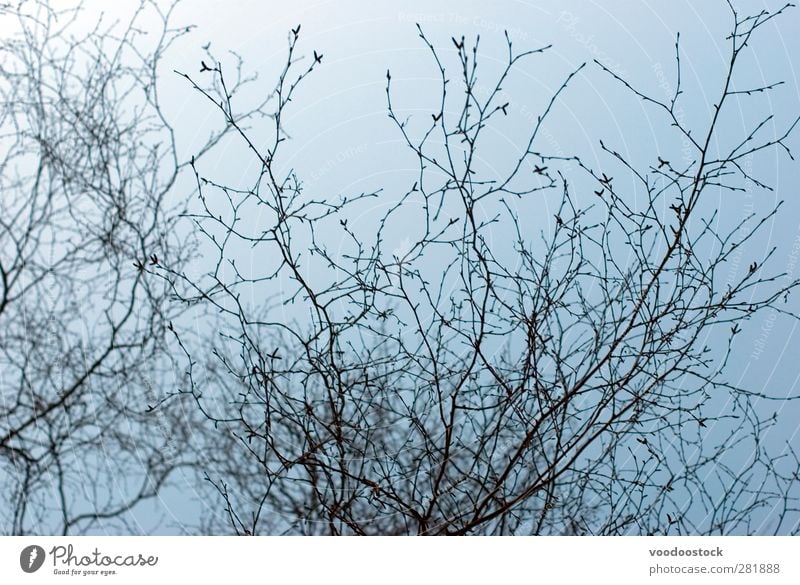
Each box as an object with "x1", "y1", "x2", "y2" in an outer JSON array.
[
  {"x1": 4, "y1": 0, "x2": 798, "y2": 536},
  {"x1": 0, "y1": 0, "x2": 245, "y2": 535},
  {"x1": 160, "y1": 2, "x2": 800, "y2": 535}
]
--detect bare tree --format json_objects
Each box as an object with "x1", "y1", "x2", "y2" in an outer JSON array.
[
  {"x1": 10, "y1": 0, "x2": 797, "y2": 536},
  {"x1": 0, "y1": 0, "x2": 260, "y2": 535},
  {"x1": 157, "y1": 1, "x2": 800, "y2": 535}
]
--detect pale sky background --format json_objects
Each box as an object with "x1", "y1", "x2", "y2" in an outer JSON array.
[{"x1": 19, "y1": 0, "x2": 800, "y2": 534}]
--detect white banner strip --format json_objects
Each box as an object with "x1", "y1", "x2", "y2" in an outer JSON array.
[{"x1": 1, "y1": 536, "x2": 798, "y2": 584}]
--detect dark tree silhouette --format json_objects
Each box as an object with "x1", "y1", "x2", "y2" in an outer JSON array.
[
  {"x1": 3, "y1": 0, "x2": 799, "y2": 537},
  {"x1": 0, "y1": 0, "x2": 263, "y2": 535},
  {"x1": 157, "y1": 1, "x2": 800, "y2": 535}
]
